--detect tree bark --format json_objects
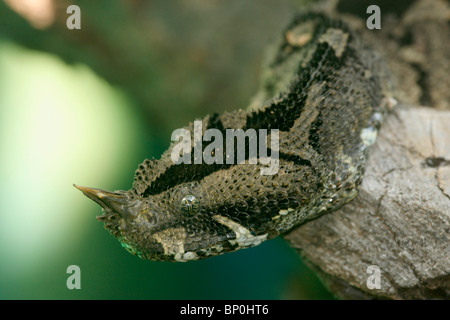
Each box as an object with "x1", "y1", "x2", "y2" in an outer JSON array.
[{"x1": 285, "y1": 105, "x2": 450, "y2": 299}]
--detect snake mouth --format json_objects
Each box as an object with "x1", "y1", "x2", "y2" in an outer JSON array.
[{"x1": 74, "y1": 184, "x2": 128, "y2": 214}]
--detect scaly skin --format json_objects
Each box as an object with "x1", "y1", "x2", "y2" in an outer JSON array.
[{"x1": 76, "y1": 13, "x2": 395, "y2": 261}]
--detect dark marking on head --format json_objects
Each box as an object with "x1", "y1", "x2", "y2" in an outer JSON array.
[
  {"x1": 279, "y1": 153, "x2": 312, "y2": 167},
  {"x1": 308, "y1": 110, "x2": 323, "y2": 154},
  {"x1": 142, "y1": 162, "x2": 229, "y2": 197},
  {"x1": 410, "y1": 63, "x2": 432, "y2": 106}
]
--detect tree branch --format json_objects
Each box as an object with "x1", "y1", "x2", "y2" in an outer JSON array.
[{"x1": 285, "y1": 105, "x2": 450, "y2": 299}]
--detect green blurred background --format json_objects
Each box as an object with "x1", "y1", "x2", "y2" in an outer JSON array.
[{"x1": 0, "y1": 0, "x2": 333, "y2": 299}]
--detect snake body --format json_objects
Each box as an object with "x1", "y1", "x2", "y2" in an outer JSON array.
[{"x1": 76, "y1": 12, "x2": 395, "y2": 261}]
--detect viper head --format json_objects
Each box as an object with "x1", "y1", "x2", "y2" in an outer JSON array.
[{"x1": 74, "y1": 183, "x2": 247, "y2": 261}]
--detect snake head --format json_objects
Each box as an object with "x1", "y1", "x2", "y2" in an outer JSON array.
[{"x1": 74, "y1": 183, "x2": 245, "y2": 261}]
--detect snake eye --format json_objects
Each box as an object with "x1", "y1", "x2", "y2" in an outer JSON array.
[{"x1": 180, "y1": 195, "x2": 200, "y2": 215}]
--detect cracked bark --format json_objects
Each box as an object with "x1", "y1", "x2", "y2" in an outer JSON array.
[{"x1": 285, "y1": 105, "x2": 450, "y2": 299}]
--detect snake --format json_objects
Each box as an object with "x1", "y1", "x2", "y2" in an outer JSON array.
[{"x1": 75, "y1": 11, "x2": 397, "y2": 261}]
